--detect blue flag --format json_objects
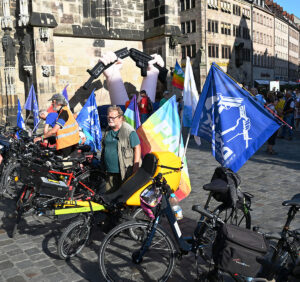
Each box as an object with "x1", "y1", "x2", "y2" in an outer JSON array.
[
  {"x1": 17, "y1": 99, "x2": 26, "y2": 139},
  {"x1": 191, "y1": 63, "x2": 281, "y2": 172},
  {"x1": 124, "y1": 95, "x2": 141, "y2": 129},
  {"x1": 62, "y1": 84, "x2": 69, "y2": 102},
  {"x1": 24, "y1": 84, "x2": 39, "y2": 131},
  {"x1": 76, "y1": 90, "x2": 102, "y2": 151}
]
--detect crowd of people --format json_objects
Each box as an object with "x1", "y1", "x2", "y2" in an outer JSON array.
[{"x1": 250, "y1": 87, "x2": 300, "y2": 155}]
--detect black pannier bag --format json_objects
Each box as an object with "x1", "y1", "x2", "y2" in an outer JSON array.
[{"x1": 213, "y1": 224, "x2": 268, "y2": 277}]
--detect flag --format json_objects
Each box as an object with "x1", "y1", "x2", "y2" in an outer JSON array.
[
  {"x1": 137, "y1": 95, "x2": 191, "y2": 201},
  {"x1": 17, "y1": 99, "x2": 26, "y2": 138},
  {"x1": 24, "y1": 84, "x2": 39, "y2": 132},
  {"x1": 62, "y1": 84, "x2": 69, "y2": 102},
  {"x1": 172, "y1": 60, "x2": 184, "y2": 90},
  {"x1": 183, "y1": 57, "x2": 199, "y2": 128},
  {"x1": 76, "y1": 90, "x2": 102, "y2": 151},
  {"x1": 124, "y1": 95, "x2": 141, "y2": 130},
  {"x1": 191, "y1": 63, "x2": 281, "y2": 172}
]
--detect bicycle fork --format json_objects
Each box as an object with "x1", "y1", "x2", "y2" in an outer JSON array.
[{"x1": 131, "y1": 216, "x2": 160, "y2": 264}]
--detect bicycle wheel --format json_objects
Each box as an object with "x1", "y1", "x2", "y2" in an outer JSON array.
[
  {"x1": 2, "y1": 162, "x2": 23, "y2": 198},
  {"x1": 273, "y1": 237, "x2": 300, "y2": 282},
  {"x1": 129, "y1": 207, "x2": 150, "y2": 240},
  {"x1": 99, "y1": 221, "x2": 176, "y2": 282},
  {"x1": 214, "y1": 203, "x2": 251, "y2": 229},
  {"x1": 57, "y1": 217, "x2": 91, "y2": 260}
]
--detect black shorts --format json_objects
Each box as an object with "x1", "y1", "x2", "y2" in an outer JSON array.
[{"x1": 57, "y1": 144, "x2": 78, "y2": 158}]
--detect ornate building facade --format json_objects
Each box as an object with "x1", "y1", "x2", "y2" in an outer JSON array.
[{"x1": 0, "y1": 0, "x2": 182, "y2": 123}]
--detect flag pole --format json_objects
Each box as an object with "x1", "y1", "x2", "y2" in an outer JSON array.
[
  {"x1": 24, "y1": 112, "x2": 31, "y2": 124},
  {"x1": 178, "y1": 96, "x2": 184, "y2": 157},
  {"x1": 183, "y1": 127, "x2": 191, "y2": 160},
  {"x1": 32, "y1": 119, "x2": 41, "y2": 133}
]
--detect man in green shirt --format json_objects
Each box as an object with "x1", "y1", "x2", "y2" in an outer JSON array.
[
  {"x1": 159, "y1": 91, "x2": 169, "y2": 108},
  {"x1": 101, "y1": 106, "x2": 141, "y2": 193}
]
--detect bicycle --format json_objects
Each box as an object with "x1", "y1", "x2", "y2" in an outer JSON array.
[
  {"x1": 55, "y1": 151, "x2": 183, "y2": 260},
  {"x1": 12, "y1": 151, "x2": 103, "y2": 237},
  {"x1": 98, "y1": 174, "x2": 299, "y2": 281}
]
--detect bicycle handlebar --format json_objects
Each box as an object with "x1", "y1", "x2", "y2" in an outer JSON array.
[{"x1": 192, "y1": 205, "x2": 225, "y2": 224}]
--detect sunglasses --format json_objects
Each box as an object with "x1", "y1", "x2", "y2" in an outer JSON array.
[{"x1": 107, "y1": 115, "x2": 121, "y2": 120}]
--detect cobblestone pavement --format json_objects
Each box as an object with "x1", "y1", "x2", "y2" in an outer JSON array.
[{"x1": 0, "y1": 132, "x2": 299, "y2": 282}]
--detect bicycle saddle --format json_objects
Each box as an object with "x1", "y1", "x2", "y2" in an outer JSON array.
[
  {"x1": 203, "y1": 178, "x2": 228, "y2": 193},
  {"x1": 282, "y1": 193, "x2": 300, "y2": 207},
  {"x1": 101, "y1": 153, "x2": 158, "y2": 204}
]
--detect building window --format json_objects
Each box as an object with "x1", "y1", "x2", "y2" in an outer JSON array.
[
  {"x1": 182, "y1": 44, "x2": 197, "y2": 59},
  {"x1": 186, "y1": 45, "x2": 191, "y2": 57},
  {"x1": 191, "y1": 0, "x2": 196, "y2": 8},
  {"x1": 233, "y1": 25, "x2": 241, "y2": 37},
  {"x1": 180, "y1": 0, "x2": 185, "y2": 11},
  {"x1": 221, "y1": 1, "x2": 231, "y2": 13},
  {"x1": 208, "y1": 44, "x2": 219, "y2": 58},
  {"x1": 182, "y1": 46, "x2": 186, "y2": 59},
  {"x1": 181, "y1": 22, "x2": 185, "y2": 34},
  {"x1": 186, "y1": 0, "x2": 190, "y2": 10},
  {"x1": 191, "y1": 20, "x2": 196, "y2": 32},
  {"x1": 208, "y1": 19, "x2": 218, "y2": 33},
  {"x1": 83, "y1": 0, "x2": 99, "y2": 18},
  {"x1": 186, "y1": 21, "x2": 191, "y2": 33},
  {"x1": 242, "y1": 8, "x2": 250, "y2": 19},
  {"x1": 191, "y1": 44, "x2": 196, "y2": 58},
  {"x1": 222, "y1": 45, "x2": 231, "y2": 59},
  {"x1": 208, "y1": 0, "x2": 218, "y2": 9},
  {"x1": 233, "y1": 4, "x2": 241, "y2": 16},
  {"x1": 221, "y1": 22, "x2": 231, "y2": 35},
  {"x1": 182, "y1": 21, "x2": 196, "y2": 34}
]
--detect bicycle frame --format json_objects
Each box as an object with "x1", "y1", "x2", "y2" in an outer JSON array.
[
  {"x1": 134, "y1": 193, "x2": 192, "y2": 264},
  {"x1": 47, "y1": 169, "x2": 95, "y2": 198}
]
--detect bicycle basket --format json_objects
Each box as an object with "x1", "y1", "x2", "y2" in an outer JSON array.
[{"x1": 140, "y1": 184, "x2": 162, "y2": 220}]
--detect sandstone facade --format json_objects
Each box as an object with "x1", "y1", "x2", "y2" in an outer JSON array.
[{"x1": 0, "y1": 0, "x2": 181, "y2": 122}]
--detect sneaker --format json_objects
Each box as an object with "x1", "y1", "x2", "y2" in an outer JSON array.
[{"x1": 268, "y1": 151, "x2": 278, "y2": 155}]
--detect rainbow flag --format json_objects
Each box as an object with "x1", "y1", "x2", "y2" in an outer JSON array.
[
  {"x1": 124, "y1": 95, "x2": 141, "y2": 129},
  {"x1": 137, "y1": 96, "x2": 191, "y2": 201},
  {"x1": 172, "y1": 60, "x2": 184, "y2": 90}
]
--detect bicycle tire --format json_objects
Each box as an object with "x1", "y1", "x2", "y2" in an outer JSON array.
[
  {"x1": 99, "y1": 221, "x2": 176, "y2": 282},
  {"x1": 273, "y1": 237, "x2": 300, "y2": 282},
  {"x1": 2, "y1": 162, "x2": 23, "y2": 198},
  {"x1": 129, "y1": 207, "x2": 150, "y2": 240},
  {"x1": 57, "y1": 217, "x2": 91, "y2": 260}
]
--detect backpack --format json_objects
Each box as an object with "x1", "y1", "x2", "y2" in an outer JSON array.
[
  {"x1": 147, "y1": 97, "x2": 153, "y2": 113},
  {"x1": 210, "y1": 167, "x2": 241, "y2": 207}
]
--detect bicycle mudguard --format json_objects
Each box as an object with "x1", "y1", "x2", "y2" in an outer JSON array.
[
  {"x1": 49, "y1": 200, "x2": 106, "y2": 215},
  {"x1": 126, "y1": 151, "x2": 182, "y2": 206}
]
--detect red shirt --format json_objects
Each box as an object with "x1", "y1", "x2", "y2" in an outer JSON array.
[{"x1": 139, "y1": 97, "x2": 149, "y2": 114}]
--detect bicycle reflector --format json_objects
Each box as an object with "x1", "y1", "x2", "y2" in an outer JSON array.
[{"x1": 140, "y1": 184, "x2": 162, "y2": 220}]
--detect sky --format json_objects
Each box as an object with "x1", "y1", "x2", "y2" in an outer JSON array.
[{"x1": 273, "y1": 0, "x2": 300, "y2": 18}]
